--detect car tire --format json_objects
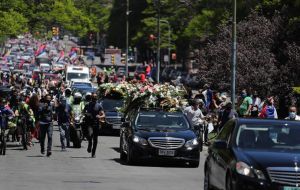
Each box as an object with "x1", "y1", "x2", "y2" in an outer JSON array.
[
  {"x1": 126, "y1": 144, "x2": 136, "y2": 165},
  {"x1": 204, "y1": 170, "x2": 213, "y2": 190},
  {"x1": 189, "y1": 161, "x2": 199, "y2": 168},
  {"x1": 120, "y1": 138, "x2": 126, "y2": 161}
]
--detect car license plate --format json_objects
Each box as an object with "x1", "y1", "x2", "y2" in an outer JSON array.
[
  {"x1": 112, "y1": 125, "x2": 120, "y2": 129},
  {"x1": 283, "y1": 187, "x2": 300, "y2": 190},
  {"x1": 158, "y1": 149, "x2": 175, "y2": 156}
]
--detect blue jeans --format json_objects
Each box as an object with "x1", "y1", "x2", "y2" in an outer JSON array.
[
  {"x1": 59, "y1": 123, "x2": 70, "y2": 149},
  {"x1": 39, "y1": 123, "x2": 53, "y2": 153}
]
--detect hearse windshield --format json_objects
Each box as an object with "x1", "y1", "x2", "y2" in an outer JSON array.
[{"x1": 136, "y1": 111, "x2": 189, "y2": 130}]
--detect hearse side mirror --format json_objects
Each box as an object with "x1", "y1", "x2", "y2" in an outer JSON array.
[{"x1": 213, "y1": 140, "x2": 227, "y2": 149}]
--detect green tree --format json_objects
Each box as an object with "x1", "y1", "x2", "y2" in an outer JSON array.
[{"x1": 0, "y1": 10, "x2": 28, "y2": 37}]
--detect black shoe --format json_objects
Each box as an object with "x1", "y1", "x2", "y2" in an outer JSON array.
[
  {"x1": 41, "y1": 150, "x2": 45, "y2": 155},
  {"x1": 46, "y1": 152, "x2": 52, "y2": 157},
  {"x1": 91, "y1": 153, "x2": 96, "y2": 158},
  {"x1": 87, "y1": 147, "x2": 91, "y2": 153}
]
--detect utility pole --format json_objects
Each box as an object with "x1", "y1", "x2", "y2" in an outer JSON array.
[
  {"x1": 160, "y1": 20, "x2": 171, "y2": 65},
  {"x1": 155, "y1": 0, "x2": 161, "y2": 83},
  {"x1": 125, "y1": 0, "x2": 129, "y2": 78},
  {"x1": 231, "y1": 0, "x2": 237, "y2": 110}
]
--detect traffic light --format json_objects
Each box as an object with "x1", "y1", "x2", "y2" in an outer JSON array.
[
  {"x1": 172, "y1": 53, "x2": 177, "y2": 61},
  {"x1": 52, "y1": 27, "x2": 59, "y2": 36},
  {"x1": 149, "y1": 34, "x2": 156, "y2": 41},
  {"x1": 111, "y1": 54, "x2": 115, "y2": 64}
]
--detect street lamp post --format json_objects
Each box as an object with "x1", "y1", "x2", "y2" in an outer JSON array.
[
  {"x1": 154, "y1": 0, "x2": 161, "y2": 83},
  {"x1": 231, "y1": 0, "x2": 237, "y2": 110},
  {"x1": 125, "y1": 0, "x2": 130, "y2": 78},
  {"x1": 160, "y1": 20, "x2": 171, "y2": 65}
]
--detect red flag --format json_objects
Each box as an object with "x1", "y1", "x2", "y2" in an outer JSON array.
[{"x1": 19, "y1": 59, "x2": 25, "y2": 69}]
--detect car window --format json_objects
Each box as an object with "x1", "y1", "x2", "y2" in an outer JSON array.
[
  {"x1": 101, "y1": 99, "x2": 124, "y2": 111},
  {"x1": 236, "y1": 123, "x2": 300, "y2": 151},
  {"x1": 217, "y1": 120, "x2": 235, "y2": 141},
  {"x1": 135, "y1": 111, "x2": 189, "y2": 129}
]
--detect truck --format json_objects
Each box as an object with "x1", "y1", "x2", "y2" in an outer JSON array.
[{"x1": 65, "y1": 65, "x2": 90, "y2": 84}]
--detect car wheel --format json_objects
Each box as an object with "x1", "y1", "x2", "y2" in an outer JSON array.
[
  {"x1": 189, "y1": 161, "x2": 199, "y2": 168},
  {"x1": 126, "y1": 144, "x2": 136, "y2": 165},
  {"x1": 119, "y1": 138, "x2": 126, "y2": 161},
  {"x1": 204, "y1": 170, "x2": 213, "y2": 190}
]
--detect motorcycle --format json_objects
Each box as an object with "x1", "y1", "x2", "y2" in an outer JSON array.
[{"x1": 70, "y1": 114, "x2": 83, "y2": 148}]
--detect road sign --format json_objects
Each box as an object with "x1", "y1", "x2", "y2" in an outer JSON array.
[{"x1": 164, "y1": 55, "x2": 169, "y2": 62}]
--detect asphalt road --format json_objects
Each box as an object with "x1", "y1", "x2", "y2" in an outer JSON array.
[{"x1": 0, "y1": 127, "x2": 207, "y2": 190}]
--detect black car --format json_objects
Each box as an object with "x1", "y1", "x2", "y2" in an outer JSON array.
[
  {"x1": 120, "y1": 108, "x2": 201, "y2": 167},
  {"x1": 100, "y1": 98, "x2": 124, "y2": 132},
  {"x1": 204, "y1": 118, "x2": 300, "y2": 190}
]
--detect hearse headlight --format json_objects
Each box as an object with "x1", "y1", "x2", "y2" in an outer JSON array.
[
  {"x1": 185, "y1": 138, "x2": 199, "y2": 148},
  {"x1": 236, "y1": 161, "x2": 253, "y2": 177},
  {"x1": 133, "y1": 135, "x2": 148, "y2": 146},
  {"x1": 236, "y1": 161, "x2": 265, "y2": 180}
]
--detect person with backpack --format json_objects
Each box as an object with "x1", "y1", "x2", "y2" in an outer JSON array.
[{"x1": 259, "y1": 97, "x2": 278, "y2": 119}]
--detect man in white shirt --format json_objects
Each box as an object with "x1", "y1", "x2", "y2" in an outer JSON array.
[
  {"x1": 183, "y1": 99, "x2": 205, "y2": 127},
  {"x1": 285, "y1": 106, "x2": 300, "y2": 121}
]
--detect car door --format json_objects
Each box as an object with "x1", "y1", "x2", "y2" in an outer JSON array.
[{"x1": 210, "y1": 120, "x2": 236, "y2": 189}]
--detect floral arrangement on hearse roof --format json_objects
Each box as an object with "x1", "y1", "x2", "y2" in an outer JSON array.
[{"x1": 98, "y1": 82, "x2": 188, "y2": 114}]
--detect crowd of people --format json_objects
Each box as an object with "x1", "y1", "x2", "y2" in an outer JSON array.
[
  {"x1": 181, "y1": 85, "x2": 300, "y2": 144},
  {"x1": 0, "y1": 36, "x2": 105, "y2": 157},
  {"x1": 1, "y1": 35, "x2": 299, "y2": 157}
]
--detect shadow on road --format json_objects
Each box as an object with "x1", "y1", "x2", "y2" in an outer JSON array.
[
  {"x1": 8, "y1": 147, "x2": 24, "y2": 151},
  {"x1": 70, "y1": 156, "x2": 92, "y2": 159},
  {"x1": 62, "y1": 180, "x2": 101, "y2": 184},
  {"x1": 6, "y1": 144, "x2": 22, "y2": 148},
  {"x1": 111, "y1": 147, "x2": 120, "y2": 153},
  {"x1": 109, "y1": 158, "x2": 194, "y2": 168},
  {"x1": 27, "y1": 155, "x2": 44, "y2": 158}
]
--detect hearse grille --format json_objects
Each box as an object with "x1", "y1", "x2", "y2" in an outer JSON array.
[
  {"x1": 106, "y1": 117, "x2": 122, "y2": 124},
  {"x1": 268, "y1": 167, "x2": 300, "y2": 187},
  {"x1": 148, "y1": 137, "x2": 185, "y2": 149}
]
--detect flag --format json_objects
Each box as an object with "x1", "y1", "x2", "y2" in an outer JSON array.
[
  {"x1": 57, "y1": 50, "x2": 65, "y2": 62},
  {"x1": 19, "y1": 59, "x2": 25, "y2": 69},
  {"x1": 35, "y1": 44, "x2": 46, "y2": 56}
]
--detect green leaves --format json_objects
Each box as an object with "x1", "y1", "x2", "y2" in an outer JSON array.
[
  {"x1": 184, "y1": 10, "x2": 214, "y2": 39},
  {"x1": 0, "y1": 10, "x2": 28, "y2": 37}
]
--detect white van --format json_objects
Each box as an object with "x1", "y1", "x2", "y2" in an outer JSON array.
[{"x1": 65, "y1": 65, "x2": 90, "y2": 84}]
